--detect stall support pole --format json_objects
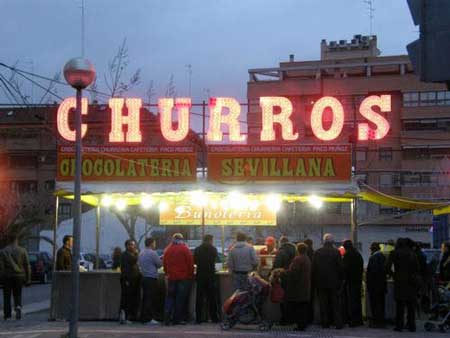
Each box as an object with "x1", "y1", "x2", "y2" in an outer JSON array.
[
  {"x1": 69, "y1": 88, "x2": 83, "y2": 338},
  {"x1": 95, "y1": 205, "x2": 101, "y2": 269},
  {"x1": 350, "y1": 198, "x2": 358, "y2": 246},
  {"x1": 53, "y1": 195, "x2": 59, "y2": 270},
  {"x1": 221, "y1": 225, "x2": 225, "y2": 259},
  {"x1": 201, "y1": 205, "x2": 205, "y2": 238}
]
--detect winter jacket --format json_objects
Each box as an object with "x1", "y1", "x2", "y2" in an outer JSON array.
[
  {"x1": 285, "y1": 255, "x2": 311, "y2": 303},
  {"x1": 366, "y1": 250, "x2": 387, "y2": 293},
  {"x1": 386, "y1": 247, "x2": 419, "y2": 301},
  {"x1": 0, "y1": 243, "x2": 31, "y2": 283},
  {"x1": 56, "y1": 246, "x2": 72, "y2": 271},
  {"x1": 342, "y1": 247, "x2": 364, "y2": 285},
  {"x1": 227, "y1": 241, "x2": 257, "y2": 273},
  {"x1": 273, "y1": 242, "x2": 297, "y2": 270},
  {"x1": 120, "y1": 250, "x2": 141, "y2": 280},
  {"x1": 163, "y1": 241, "x2": 194, "y2": 281},
  {"x1": 194, "y1": 242, "x2": 218, "y2": 277},
  {"x1": 312, "y1": 243, "x2": 343, "y2": 290}
]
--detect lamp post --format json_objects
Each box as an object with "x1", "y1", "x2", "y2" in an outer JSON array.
[{"x1": 63, "y1": 58, "x2": 95, "y2": 338}]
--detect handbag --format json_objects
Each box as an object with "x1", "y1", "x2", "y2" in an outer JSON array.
[{"x1": 270, "y1": 281, "x2": 285, "y2": 303}]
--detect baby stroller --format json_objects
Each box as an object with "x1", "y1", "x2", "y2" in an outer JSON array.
[
  {"x1": 424, "y1": 283, "x2": 450, "y2": 333},
  {"x1": 221, "y1": 272, "x2": 271, "y2": 331}
]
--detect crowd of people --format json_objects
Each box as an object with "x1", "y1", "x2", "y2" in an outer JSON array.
[{"x1": 1, "y1": 229, "x2": 450, "y2": 332}]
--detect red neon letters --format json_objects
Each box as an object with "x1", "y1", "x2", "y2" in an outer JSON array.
[{"x1": 57, "y1": 95, "x2": 391, "y2": 143}]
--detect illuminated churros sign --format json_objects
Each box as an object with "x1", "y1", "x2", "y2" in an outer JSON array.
[{"x1": 56, "y1": 95, "x2": 391, "y2": 143}]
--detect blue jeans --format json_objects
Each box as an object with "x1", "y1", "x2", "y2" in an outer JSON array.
[
  {"x1": 164, "y1": 279, "x2": 191, "y2": 323},
  {"x1": 232, "y1": 273, "x2": 249, "y2": 291}
]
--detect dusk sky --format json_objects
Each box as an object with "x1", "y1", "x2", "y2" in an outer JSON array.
[{"x1": 1, "y1": 0, "x2": 418, "y2": 103}]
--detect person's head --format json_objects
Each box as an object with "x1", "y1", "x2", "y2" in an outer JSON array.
[
  {"x1": 323, "y1": 233, "x2": 334, "y2": 245},
  {"x1": 203, "y1": 234, "x2": 213, "y2": 245},
  {"x1": 124, "y1": 239, "x2": 136, "y2": 252},
  {"x1": 343, "y1": 239, "x2": 353, "y2": 250},
  {"x1": 304, "y1": 238, "x2": 313, "y2": 249},
  {"x1": 370, "y1": 242, "x2": 381, "y2": 254},
  {"x1": 279, "y1": 236, "x2": 289, "y2": 245},
  {"x1": 396, "y1": 238, "x2": 407, "y2": 249},
  {"x1": 265, "y1": 236, "x2": 276, "y2": 251},
  {"x1": 145, "y1": 237, "x2": 156, "y2": 249},
  {"x1": 172, "y1": 233, "x2": 183, "y2": 244},
  {"x1": 246, "y1": 236, "x2": 253, "y2": 245},
  {"x1": 7, "y1": 232, "x2": 18, "y2": 245},
  {"x1": 63, "y1": 235, "x2": 73, "y2": 249},
  {"x1": 236, "y1": 232, "x2": 246, "y2": 242},
  {"x1": 113, "y1": 246, "x2": 122, "y2": 257},
  {"x1": 297, "y1": 243, "x2": 308, "y2": 256},
  {"x1": 442, "y1": 242, "x2": 450, "y2": 254}
]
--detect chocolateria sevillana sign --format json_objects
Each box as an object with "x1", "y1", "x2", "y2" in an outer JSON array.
[{"x1": 56, "y1": 95, "x2": 392, "y2": 183}]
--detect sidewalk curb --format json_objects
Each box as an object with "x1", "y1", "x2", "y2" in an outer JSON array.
[{"x1": 0, "y1": 300, "x2": 49, "y2": 317}]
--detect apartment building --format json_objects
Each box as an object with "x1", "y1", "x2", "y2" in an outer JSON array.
[{"x1": 247, "y1": 35, "x2": 450, "y2": 241}]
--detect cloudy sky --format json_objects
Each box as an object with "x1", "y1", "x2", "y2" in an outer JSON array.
[{"x1": 1, "y1": 0, "x2": 417, "y2": 103}]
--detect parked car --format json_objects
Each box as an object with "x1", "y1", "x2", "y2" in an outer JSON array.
[
  {"x1": 79, "y1": 253, "x2": 94, "y2": 271},
  {"x1": 29, "y1": 251, "x2": 53, "y2": 284},
  {"x1": 83, "y1": 253, "x2": 107, "y2": 269},
  {"x1": 100, "y1": 254, "x2": 113, "y2": 269}
]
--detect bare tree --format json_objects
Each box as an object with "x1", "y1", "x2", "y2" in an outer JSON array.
[
  {"x1": 165, "y1": 74, "x2": 176, "y2": 98},
  {"x1": 38, "y1": 72, "x2": 61, "y2": 104},
  {"x1": 104, "y1": 38, "x2": 141, "y2": 97},
  {"x1": 145, "y1": 80, "x2": 156, "y2": 105}
]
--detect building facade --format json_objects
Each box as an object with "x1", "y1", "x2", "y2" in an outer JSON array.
[{"x1": 247, "y1": 35, "x2": 450, "y2": 244}]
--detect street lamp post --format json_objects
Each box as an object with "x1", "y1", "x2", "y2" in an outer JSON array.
[{"x1": 63, "y1": 58, "x2": 95, "y2": 338}]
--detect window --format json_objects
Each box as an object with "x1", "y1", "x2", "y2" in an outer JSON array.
[
  {"x1": 10, "y1": 180, "x2": 37, "y2": 194},
  {"x1": 45, "y1": 180, "x2": 55, "y2": 191},
  {"x1": 379, "y1": 206, "x2": 399, "y2": 215},
  {"x1": 379, "y1": 148, "x2": 393, "y2": 161},
  {"x1": 379, "y1": 174, "x2": 392, "y2": 186},
  {"x1": 402, "y1": 173, "x2": 421, "y2": 186},
  {"x1": 420, "y1": 92, "x2": 436, "y2": 106},
  {"x1": 403, "y1": 92, "x2": 419, "y2": 107},
  {"x1": 356, "y1": 148, "x2": 367, "y2": 161},
  {"x1": 59, "y1": 203, "x2": 72, "y2": 217},
  {"x1": 437, "y1": 91, "x2": 450, "y2": 105}
]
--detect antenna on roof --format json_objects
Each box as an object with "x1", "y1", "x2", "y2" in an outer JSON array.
[{"x1": 364, "y1": 0, "x2": 375, "y2": 36}]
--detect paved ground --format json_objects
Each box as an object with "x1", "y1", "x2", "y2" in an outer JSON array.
[
  {"x1": 0, "y1": 283, "x2": 51, "y2": 307},
  {"x1": 0, "y1": 310, "x2": 447, "y2": 338}
]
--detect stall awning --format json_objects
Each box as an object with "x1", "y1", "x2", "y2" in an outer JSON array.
[{"x1": 358, "y1": 184, "x2": 450, "y2": 214}]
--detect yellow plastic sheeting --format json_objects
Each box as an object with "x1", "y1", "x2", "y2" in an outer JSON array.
[
  {"x1": 359, "y1": 186, "x2": 449, "y2": 213},
  {"x1": 434, "y1": 205, "x2": 450, "y2": 216}
]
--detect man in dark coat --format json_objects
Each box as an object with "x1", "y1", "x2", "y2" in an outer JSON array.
[
  {"x1": 312, "y1": 233, "x2": 343, "y2": 329},
  {"x1": 56, "y1": 235, "x2": 72, "y2": 271},
  {"x1": 0, "y1": 234, "x2": 31, "y2": 320},
  {"x1": 342, "y1": 239, "x2": 364, "y2": 327},
  {"x1": 303, "y1": 238, "x2": 315, "y2": 325},
  {"x1": 274, "y1": 236, "x2": 296, "y2": 325},
  {"x1": 366, "y1": 242, "x2": 387, "y2": 328},
  {"x1": 194, "y1": 234, "x2": 219, "y2": 324},
  {"x1": 386, "y1": 238, "x2": 419, "y2": 332},
  {"x1": 285, "y1": 243, "x2": 311, "y2": 331},
  {"x1": 119, "y1": 239, "x2": 141, "y2": 323}
]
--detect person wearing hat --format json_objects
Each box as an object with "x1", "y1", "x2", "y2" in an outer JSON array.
[
  {"x1": 259, "y1": 236, "x2": 277, "y2": 270},
  {"x1": 366, "y1": 242, "x2": 387, "y2": 328}
]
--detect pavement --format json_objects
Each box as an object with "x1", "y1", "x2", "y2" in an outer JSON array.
[
  {"x1": 0, "y1": 284, "x2": 51, "y2": 319},
  {"x1": 0, "y1": 310, "x2": 447, "y2": 338}
]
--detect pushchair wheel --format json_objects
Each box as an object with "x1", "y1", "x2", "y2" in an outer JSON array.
[
  {"x1": 438, "y1": 324, "x2": 448, "y2": 333},
  {"x1": 424, "y1": 322, "x2": 435, "y2": 331}
]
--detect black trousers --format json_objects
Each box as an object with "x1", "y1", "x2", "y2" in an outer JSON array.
[
  {"x1": 2, "y1": 277, "x2": 24, "y2": 319},
  {"x1": 368, "y1": 288, "x2": 385, "y2": 326},
  {"x1": 395, "y1": 300, "x2": 416, "y2": 331},
  {"x1": 195, "y1": 275, "x2": 219, "y2": 322},
  {"x1": 287, "y1": 301, "x2": 309, "y2": 329},
  {"x1": 317, "y1": 288, "x2": 342, "y2": 328},
  {"x1": 345, "y1": 282, "x2": 363, "y2": 326},
  {"x1": 120, "y1": 276, "x2": 141, "y2": 321},
  {"x1": 141, "y1": 277, "x2": 158, "y2": 322}
]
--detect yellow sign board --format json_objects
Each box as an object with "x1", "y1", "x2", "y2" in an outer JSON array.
[{"x1": 160, "y1": 200, "x2": 276, "y2": 226}]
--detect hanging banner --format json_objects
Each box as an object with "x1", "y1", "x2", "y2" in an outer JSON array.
[
  {"x1": 207, "y1": 145, "x2": 351, "y2": 183},
  {"x1": 57, "y1": 145, "x2": 197, "y2": 182},
  {"x1": 160, "y1": 199, "x2": 277, "y2": 226}
]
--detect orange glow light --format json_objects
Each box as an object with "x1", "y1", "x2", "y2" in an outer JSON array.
[
  {"x1": 57, "y1": 97, "x2": 88, "y2": 141},
  {"x1": 108, "y1": 98, "x2": 142, "y2": 143},
  {"x1": 159, "y1": 98, "x2": 191, "y2": 142},
  {"x1": 310, "y1": 96, "x2": 344, "y2": 141},
  {"x1": 259, "y1": 96, "x2": 298, "y2": 141},
  {"x1": 206, "y1": 97, "x2": 246, "y2": 142},
  {"x1": 358, "y1": 95, "x2": 391, "y2": 141}
]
